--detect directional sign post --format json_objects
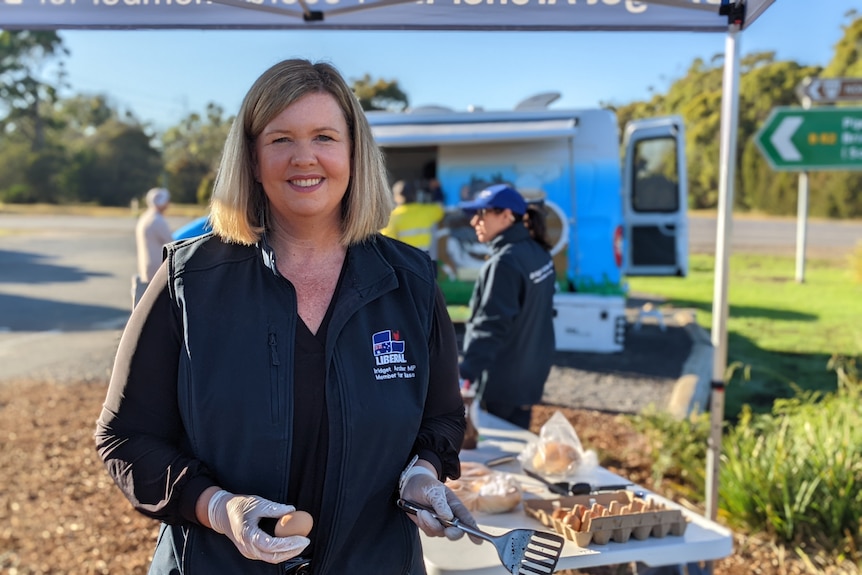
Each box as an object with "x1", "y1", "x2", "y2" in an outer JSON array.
[
  {"x1": 755, "y1": 107, "x2": 862, "y2": 171},
  {"x1": 797, "y1": 77, "x2": 862, "y2": 104}
]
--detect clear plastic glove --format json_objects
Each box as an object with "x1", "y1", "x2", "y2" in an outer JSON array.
[
  {"x1": 399, "y1": 464, "x2": 482, "y2": 544},
  {"x1": 207, "y1": 489, "x2": 310, "y2": 563}
]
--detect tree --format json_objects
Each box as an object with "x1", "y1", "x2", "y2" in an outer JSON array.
[
  {"x1": 53, "y1": 93, "x2": 116, "y2": 136},
  {"x1": 66, "y1": 118, "x2": 163, "y2": 206},
  {"x1": 0, "y1": 139, "x2": 40, "y2": 202},
  {"x1": 821, "y1": 11, "x2": 861, "y2": 78},
  {"x1": 608, "y1": 51, "x2": 820, "y2": 213},
  {"x1": 736, "y1": 53, "x2": 820, "y2": 213},
  {"x1": 809, "y1": 12, "x2": 862, "y2": 219},
  {"x1": 161, "y1": 103, "x2": 232, "y2": 204},
  {"x1": 351, "y1": 74, "x2": 409, "y2": 112},
  {"x1": 0, "y1": 34, "x2": 120, "y2": 204},
  {"x1": 0, "y1": 31, "x2": 68, "y2": 151}
]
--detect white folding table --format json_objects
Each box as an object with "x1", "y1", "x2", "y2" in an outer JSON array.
[{"x1": 418, "y1": 411, "x2": 733, "y2": 574}]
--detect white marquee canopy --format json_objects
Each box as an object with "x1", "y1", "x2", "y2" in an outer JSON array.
[{"x1": 2, "y1": 0, "x2": 773, "y2": 32}]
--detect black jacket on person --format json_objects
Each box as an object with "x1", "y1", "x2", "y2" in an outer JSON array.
[
  {"x1": 95, "y1": 233, "x2": 465, "y2": 575},
  {"x1": 460, "y1": 223, "x2": 556, "y2": 406}
]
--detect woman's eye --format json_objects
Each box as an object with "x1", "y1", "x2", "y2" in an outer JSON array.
[{"x1": 316, "y1": 134, "x2": 334, "y2": 142}]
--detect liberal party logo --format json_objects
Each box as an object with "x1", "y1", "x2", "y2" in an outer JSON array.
[
  {"x1": 371, "y1": 330, "x2": 415, "y2": 380},
  {"x1": 372, "y1": 330, "x2": 404, "y2": 360}
]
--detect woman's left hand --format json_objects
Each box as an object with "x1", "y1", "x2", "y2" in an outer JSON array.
[{"x1": 399, "y1": 464, "x2": 482, "y2": 543}]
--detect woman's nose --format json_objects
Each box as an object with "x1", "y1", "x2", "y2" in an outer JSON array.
[{"x1": 290, "y1": 142, "x2": 316, "y2": 165}]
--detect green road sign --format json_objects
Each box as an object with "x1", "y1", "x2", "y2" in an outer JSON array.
[{"x1": 755, "y1": 107, "x2": 862, "y2": 171}]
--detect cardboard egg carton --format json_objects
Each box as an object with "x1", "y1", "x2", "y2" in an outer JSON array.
[{"x1": 523, "y1": 491, "x2": 688, "y2": 546}]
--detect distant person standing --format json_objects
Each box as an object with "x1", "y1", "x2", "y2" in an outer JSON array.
[
  {"x1": 457, "y1": 184, "x2": 556, "y2": 429},
  {"x1": 421, "y1": 160, "x2": 445, "y2": 204},
  {"x1": 381, "y1": 179, "x2": 445, "y2": 255},
  {"x1": 132, "y1": 187, "x2": 172, "y2": 308}
]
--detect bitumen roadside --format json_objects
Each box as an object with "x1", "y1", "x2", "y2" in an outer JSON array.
[{"x1": 0, "y1": 328, "x2": 122, "y2": 386}]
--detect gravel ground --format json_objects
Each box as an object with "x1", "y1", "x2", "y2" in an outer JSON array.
[{"x1": 541, "y1": 318, "x2": 692, "y2": 415}]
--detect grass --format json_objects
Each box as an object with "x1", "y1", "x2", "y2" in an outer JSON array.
[
  {"x1": 853, "y1": 241, "x2": 862, "y2": 283},
  {"x1": 627, "y1": 253, "x2": 862, "y2": 419}
]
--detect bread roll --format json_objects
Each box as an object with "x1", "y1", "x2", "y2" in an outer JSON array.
[
  {"x1": 475, "y1": 476, "x2": 521, "y2": 514},
  {"x1": 531, "y1": 441, "x2": 581, "y2": 475},
  {"x1": 446, "y1": 470, "x2": 522, "y2": 514}
]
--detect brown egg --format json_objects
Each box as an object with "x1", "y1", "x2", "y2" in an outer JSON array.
[{"x1": 274, "y1": 510, "x2": 314, "y2": 537}]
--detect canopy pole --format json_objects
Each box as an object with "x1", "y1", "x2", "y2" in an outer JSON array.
[{"x1": 706, "y1": 21, "x2": 741, "y2": 527}]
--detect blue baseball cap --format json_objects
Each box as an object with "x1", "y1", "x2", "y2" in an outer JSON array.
[{"x1": 458, "y1": 184, "x2": 527, "y2": 216}]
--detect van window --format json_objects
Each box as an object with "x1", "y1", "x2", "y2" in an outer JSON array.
[{"x1": 631, "y1": 137, "x2": 679, "y2": 213}]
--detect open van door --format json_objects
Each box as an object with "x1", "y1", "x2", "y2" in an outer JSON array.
[{"x1": 622, "y1": 116, "x2": 688, "y2": 277}]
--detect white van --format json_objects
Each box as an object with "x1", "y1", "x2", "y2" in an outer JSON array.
[{"x1": 368, "y1": 99, "x2": 687, "y2": 353}]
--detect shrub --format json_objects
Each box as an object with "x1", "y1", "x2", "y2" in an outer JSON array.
[
  {"x1": 720, "y1": 356, "x2": 862, "y2": 558},
  {"x1": 631, "y1": 357, "x2": 861, "y2": 565},
  {"x1": 0, "y1": 183, "x2": 35, "y2": 203}
]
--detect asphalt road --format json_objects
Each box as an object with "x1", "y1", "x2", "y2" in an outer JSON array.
[
  {"x1": 687, "y1": 212, "x2": 861, "y2": 258},
  {"x1": 0, "y1": 212, "x2": 859, "y2": 384},
  {"x1": 0, "y1": 213, "x2": 195, "y2": 383}
]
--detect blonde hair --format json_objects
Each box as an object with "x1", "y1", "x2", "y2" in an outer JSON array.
[{"x1": 210, "y1": 59, "x2": 393, "y2": 246}]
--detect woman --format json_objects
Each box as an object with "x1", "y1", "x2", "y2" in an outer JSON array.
[
  {"x1": 96, "y1": 59, "x2": 476, "y2": 575},
  {"x1": 458, "y1": 184, "x2": 557, "y2": 429}
]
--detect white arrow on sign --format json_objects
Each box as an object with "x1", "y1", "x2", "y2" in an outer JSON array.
[
  {"x1": 770, "y1": 116, "x2": 802, "y2": 161},
  {"x1": 804, "y1": 78, "x2": 822, "y2": 101},
  {"x1": 800, "y1": 77, "x2": 862, "y2": 103}
]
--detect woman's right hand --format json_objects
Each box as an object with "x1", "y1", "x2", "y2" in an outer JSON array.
[
  {"x1": 206, "y1": 489, "x2": 310, "y2": 563},
  {"x1": 399, "y1": 462, "x2": 482, "y2": 544}
]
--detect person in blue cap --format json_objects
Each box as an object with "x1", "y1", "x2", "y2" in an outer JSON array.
[{"x1": 457, "y1": 183, "x2": 556, "y2": 429}]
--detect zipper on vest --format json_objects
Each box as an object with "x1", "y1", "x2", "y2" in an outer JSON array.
[{"x1": 269, "y1": 332, "x2": 281, "y2": 424}]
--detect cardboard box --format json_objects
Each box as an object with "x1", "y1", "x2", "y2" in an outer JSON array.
[
  {"x1": 523, "y1": 491, "x2": 687, "y2": 546},
  {"x1": 553, "y1": 293, "x2": 626, "y2": 353}
]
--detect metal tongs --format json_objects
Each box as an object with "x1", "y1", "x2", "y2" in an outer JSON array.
[
  {"x1": 485, "y1": 454, "x2": 632, "y2": 496},
  {"x1": 522, "y1": 468, "x2": 632, "y2": 496}
]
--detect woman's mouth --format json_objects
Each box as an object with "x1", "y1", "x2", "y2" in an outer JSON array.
[{"x1": 291, "y1": 177, "x2": 323, "y2": 188}]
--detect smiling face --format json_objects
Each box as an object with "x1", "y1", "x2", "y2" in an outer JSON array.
[
  {"x1": 255, "y1": 91, "x2": 352, "y2": 232},
  {"x1": 470, "y1": 207, "x2": 514, "y2": 243}
]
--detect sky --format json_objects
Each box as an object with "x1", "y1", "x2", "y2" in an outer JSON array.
[{"x1": 54, "y1": 0, "x2": 858, "y2": 132}]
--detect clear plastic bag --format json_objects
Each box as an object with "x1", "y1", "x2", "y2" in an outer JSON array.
[{"x1": 518, "y1": 411, "x2": 597, "y2": 479}]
